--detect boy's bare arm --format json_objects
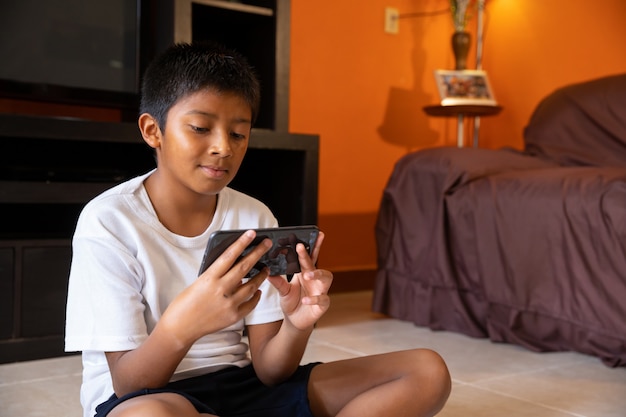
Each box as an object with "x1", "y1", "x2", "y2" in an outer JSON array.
[
  {"x1": 247, "y1": 317, "x2": 314, "y2": 386},
  {"x1": 105, "y1": 231, "x2": 272, "y2": 396},
  {"x1": 105, "y1": 322, "x2": 192, "y2": 395},
  {"x1": 248, "y1": 233, "x2": 333, "y2": 385}
]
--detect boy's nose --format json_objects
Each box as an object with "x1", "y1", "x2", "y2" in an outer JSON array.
[{"x1": 209, "y1": 130, "x2": 232, "y2": 156}]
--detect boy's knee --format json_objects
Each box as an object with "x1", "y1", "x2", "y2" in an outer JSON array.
[
  {"x1": 393, "y1": 349, "x2": 451, "y2": 415},
  {"x1": 411, "y1": 349, "x2": 452, "y2": 396}
]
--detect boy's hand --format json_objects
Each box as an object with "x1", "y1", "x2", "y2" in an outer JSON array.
[
  {"x1": 267, "y1": 232, "x2": 333, "y2": 330},
  {"x1": 160, "y1": 230, "x2": 272, "y2": 347}
]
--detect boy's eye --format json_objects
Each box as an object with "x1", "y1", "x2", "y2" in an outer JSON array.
[
  {"x1": 190, "y1": 125, "x2": 209, "y2": 133},
  {"x1": 230, "y1": 131, "x2": 247, "y2": 140}
]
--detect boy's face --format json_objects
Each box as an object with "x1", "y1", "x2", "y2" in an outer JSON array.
[{"x1": 147, "y1": 88, "x2": 252, "y2": 198}]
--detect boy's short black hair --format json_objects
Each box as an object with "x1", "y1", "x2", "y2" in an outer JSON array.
[{"x1": 140, "y1": 42, "x2": 261, "y2": 130}]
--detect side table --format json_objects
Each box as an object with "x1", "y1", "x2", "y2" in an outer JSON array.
[{"x1": 423, "y1": 104, "x2": 502, "y2": 147}]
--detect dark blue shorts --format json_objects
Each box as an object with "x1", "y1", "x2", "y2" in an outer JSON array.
[{"x1": 94, "y1": 363, "x2": 320, "y2": 417}]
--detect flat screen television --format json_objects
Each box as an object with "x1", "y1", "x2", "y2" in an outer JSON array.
[
  {"x1": 1, "y1": 1, "x2": 287, "y2": 130},
  {"x1": 0, "y1": 0, "x2": 167, "y2": 119}
]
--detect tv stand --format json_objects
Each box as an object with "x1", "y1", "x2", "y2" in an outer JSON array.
[{"x1": 0, "y1": 114, "x2": 318, "y2": 363}]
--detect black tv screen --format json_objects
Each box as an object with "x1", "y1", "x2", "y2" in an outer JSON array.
[{"x1": 0, "y1": 0, "x2": 140, "y2": 110}]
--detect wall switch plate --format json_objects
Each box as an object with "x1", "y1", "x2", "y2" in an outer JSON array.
[{"x1": 384, "y1": 7, "x2": 399, "y2": 34}]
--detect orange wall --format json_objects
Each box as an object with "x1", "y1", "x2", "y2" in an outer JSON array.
[
  {"x1": 289, "y1": 0, "x2": 626, "y2": 271},
  {"x1": 481, "y1": 0, "x2": 626, "y2": 149}
]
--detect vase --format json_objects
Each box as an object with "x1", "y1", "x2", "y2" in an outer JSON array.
[{"x1": 451, "y1": 31, "x2": 471, "y2": 70}]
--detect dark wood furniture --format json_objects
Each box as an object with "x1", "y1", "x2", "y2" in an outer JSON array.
[
  {"x1": 0, "y1": 114, "x2": 318, "y2": 364},
  {"x1": 423, "y1": 104, "x2": 503, "y2": 147},
  {"x1": 0, "y1": 0, "x2": 314, "y2": 363},
  {"x1": 173, "y1": 0, "x2": 291, "y2": 131},
  {"x1": 422, "y1": 104, "x2": 502, "y2": 117}
]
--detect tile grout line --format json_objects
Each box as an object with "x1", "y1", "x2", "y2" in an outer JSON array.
[
  {"x1": 461, "y1": 383, "x2": 588, "y2": 417},
  {"x1": 0, "y1": 372, "x2": 82, "y2": 388},
  {"x1": 457, "y1": 358, "x2": 593, "y2": 385}
]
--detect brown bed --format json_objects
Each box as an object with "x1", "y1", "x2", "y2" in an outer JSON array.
[{"x1": 373, "y1": 73, "x2": 626, "y2": 367}]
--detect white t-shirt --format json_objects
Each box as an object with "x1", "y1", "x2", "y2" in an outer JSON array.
[{"x1": 65, "y1": 172, "x2": 284, "y2": 417}]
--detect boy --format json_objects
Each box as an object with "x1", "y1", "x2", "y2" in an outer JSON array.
[{"x1": 65, "y1": 42, "x2": 451, "y2": 417}]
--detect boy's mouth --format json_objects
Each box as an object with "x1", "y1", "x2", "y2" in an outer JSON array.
[{"x1": 201, "y1": 164, "x2": 228, "y2": 179}]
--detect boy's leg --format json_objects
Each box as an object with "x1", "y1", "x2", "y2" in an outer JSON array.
[
  {"x1": 107, "y1": 393, "x2": 216, "y2": 417},
  {"x1": 307, "y1": 349, "x2": 451, "y2": 417}
]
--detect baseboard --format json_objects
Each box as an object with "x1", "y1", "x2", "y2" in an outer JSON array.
[
  {"x1": 0, "y1": 336, "x2": 74, "y2": 364},
  {"x1": 329, "y1": 268, "x2": 376, "y2": 293}
]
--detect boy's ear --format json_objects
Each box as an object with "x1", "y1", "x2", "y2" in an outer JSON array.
[{"x1": 138, "y1": 113, "x2": 162, "y2": 149}]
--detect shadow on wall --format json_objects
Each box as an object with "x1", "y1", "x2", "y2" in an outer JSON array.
[{"x1": 378, "y1": 18, "x2": 439, "y2": 150}]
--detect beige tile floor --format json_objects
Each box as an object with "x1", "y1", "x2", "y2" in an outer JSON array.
[{"x1": 1, "y1": 291, "x2": 625, "y2": 416}]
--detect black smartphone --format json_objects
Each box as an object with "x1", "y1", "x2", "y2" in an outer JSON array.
[{"x1": 198, "y1": 225, "x2": 320, "y2": 279}]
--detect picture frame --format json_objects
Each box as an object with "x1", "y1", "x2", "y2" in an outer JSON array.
[{"x1": 434, "y1": 69, "x2": 497, "y2": 106}]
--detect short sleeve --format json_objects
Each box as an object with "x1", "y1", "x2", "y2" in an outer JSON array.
[{"x1": 65, "y1": 235, "x2": 149, "y2": 352}]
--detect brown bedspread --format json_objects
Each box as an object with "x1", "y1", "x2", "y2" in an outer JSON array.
[{"x1": 373, "y1": 74, "x2": 626, "y2": 367}]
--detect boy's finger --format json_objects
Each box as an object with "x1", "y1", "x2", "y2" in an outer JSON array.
[
  {"x1": 309, "y1": 231, "x2": 324, "y2": 265},
  {"x1": 296, "y1": 242, "x2": 316, "y2": 272},
  {"x1": 237, "y1": 289, "x2": 263, "y2": 316},
  {"x1": 291, "y1": 231, "x2": 324, "y2": 274},
  {"x1": 228, "y1": 267, "x2": 268, "y2": 303},
  {"x1": 203, "y1": 230, "x2": 270, "y2": 279}
]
